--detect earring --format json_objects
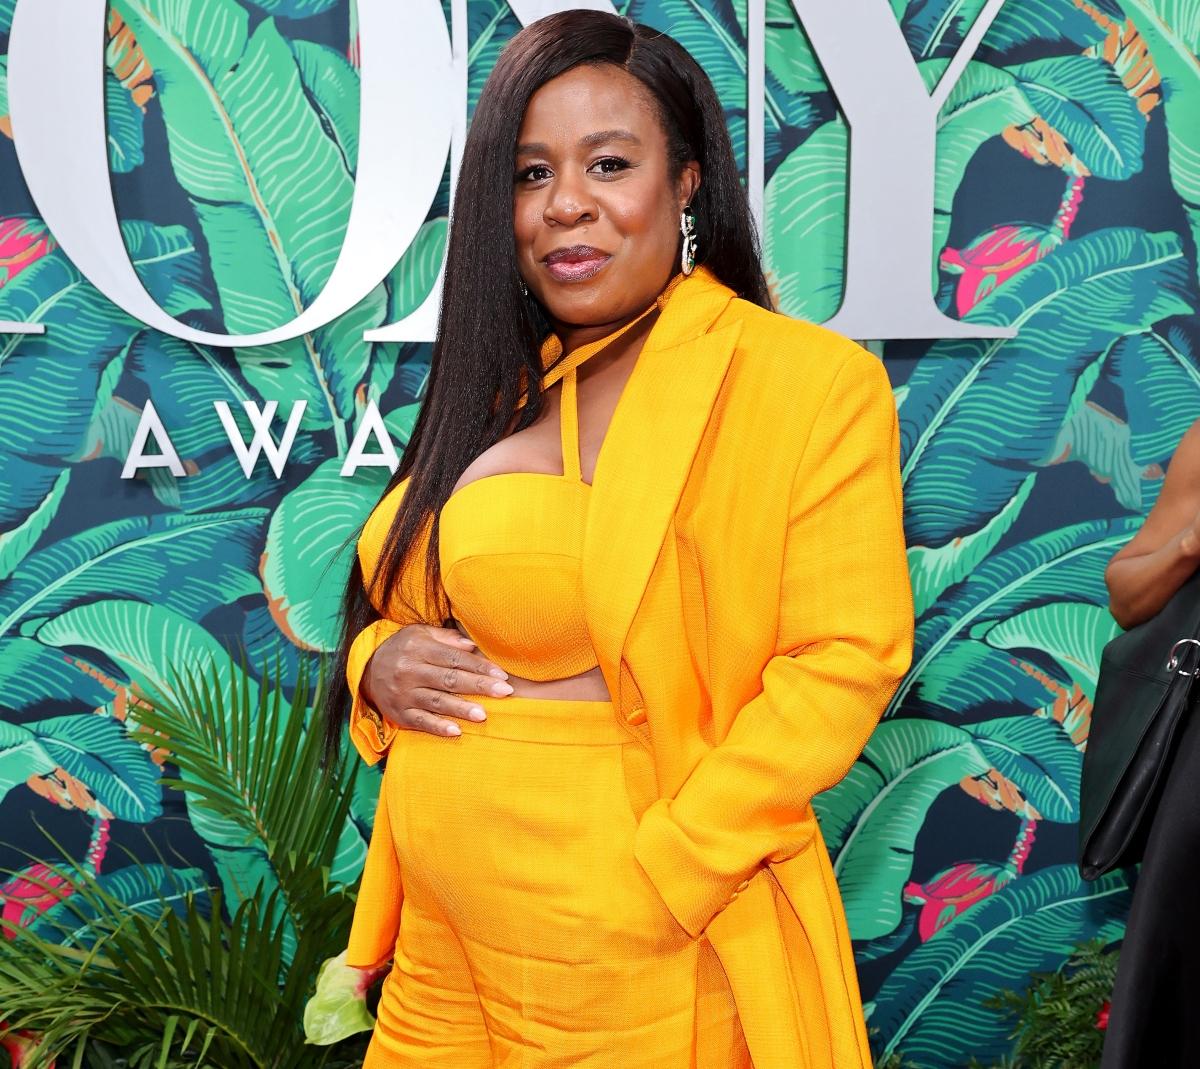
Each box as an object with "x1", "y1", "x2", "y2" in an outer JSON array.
[
  {"x1": 520, "y1": 279, "x2": 529, "y2": 297},
  {"x1": 680, "y1": 206, "x2": 698, "y2": 276}
]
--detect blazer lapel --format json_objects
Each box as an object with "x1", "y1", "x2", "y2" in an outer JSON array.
[{"x1": 583, "y1": 268, "x2": 743, "y2": 710}]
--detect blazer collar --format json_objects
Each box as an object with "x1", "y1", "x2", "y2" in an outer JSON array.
[{"x1": 579, "y1": 264, "x2": 744, "y2": 711}]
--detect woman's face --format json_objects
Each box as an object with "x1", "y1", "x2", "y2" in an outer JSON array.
[{"x1": 512, "y1": 63, "x2": 701, "y2": 337}]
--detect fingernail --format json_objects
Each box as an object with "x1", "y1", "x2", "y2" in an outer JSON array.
[
  {"x1": 492, "y1": 682, "x2": 513, "y2": 695},
  {"x1": 459, "y1": 638, "x2": 476, "y2": 647},
  {"x1": 446, "y1": 723, "x2": 462, "y2": 736},
  {"x1": 488, "y1": 668, "x2": 508, "y2": 679},
  {"x1": 469, "y1": 707, "x2": 487, "y2": 721}
]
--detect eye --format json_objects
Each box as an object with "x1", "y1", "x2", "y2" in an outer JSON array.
[
  {"x1": 592, "y1": 155, "x2": 631, "y2": 175},
  {"x1": 515, "y1": 164, "x2": 552, "y2": 183}
]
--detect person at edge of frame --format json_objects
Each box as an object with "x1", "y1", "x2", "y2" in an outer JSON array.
[{"x1": 1098, "y1": 417, "x2": 1200, "y2": 1069}]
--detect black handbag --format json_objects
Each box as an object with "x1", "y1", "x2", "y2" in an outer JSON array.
[{"x1": 1078, "y1": 566, "x2": 1200, "y2": 881}]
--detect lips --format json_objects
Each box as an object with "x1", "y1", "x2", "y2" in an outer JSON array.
[{"x1": 542, "y1": 245, "x2": 612, "y2": 283}]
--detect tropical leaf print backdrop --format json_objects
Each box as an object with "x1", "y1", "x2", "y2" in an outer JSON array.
[{"x1": 0, "y1": 1, "x2": 1196, "y2": 1065}]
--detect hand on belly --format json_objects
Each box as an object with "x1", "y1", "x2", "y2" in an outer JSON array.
[{"x1": 451, "y1": 622, "x2": 611, "y2": 702}]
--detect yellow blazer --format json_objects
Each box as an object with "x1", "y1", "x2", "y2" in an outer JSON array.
[{"x1": 343, "y1": 264, "x2": 914, "y2": 1069}]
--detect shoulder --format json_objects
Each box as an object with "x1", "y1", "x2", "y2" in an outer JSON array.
[{"x1": 719, "y1": 298, "x2": 891, "y2": 410}]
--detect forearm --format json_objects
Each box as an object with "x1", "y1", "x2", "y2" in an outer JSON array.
[
  {"x1": 1106, "y1": 532, "x2": 1200, "y2": 629},
  {"x1": 632, "y1": 344, "x2": 913, "y2": 938},
  {"x1": 632, "y1": 635, "x2": 908, "y2": 937}
]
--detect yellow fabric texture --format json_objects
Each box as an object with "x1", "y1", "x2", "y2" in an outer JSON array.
[
  {"x1": 344, "y1": 264, "x2": 914, "y2": 1069},
  {"x1": 344, "y1": 273, "x2": 682, "y2": 761},
  {"x1": 359, "y1": 691, "x2": 751, "y2": 1067},
  {"x1": 438, "y1": 361, "x2": 595, "y2": 680}
]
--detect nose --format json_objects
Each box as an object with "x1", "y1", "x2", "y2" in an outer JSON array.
[{"x1": 542, "y1": 166, "x2": 598, "y2": 227}]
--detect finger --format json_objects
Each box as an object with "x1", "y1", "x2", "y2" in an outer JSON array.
[
  {"x1": 426, "y1": 624, "x2": 479, "y2": 649},
  {"x1": 414, "y1": 686, "x2": 493, "y2": 722},
  {"x1": 418, "y1": 662, "x2": 514, "y2": 700},
  {"x1": 398, "y1": 707, "x2": 464, "y2": 738},
  {"x1": 420, "y1": 636, "x2": 509, "y2": 680}
]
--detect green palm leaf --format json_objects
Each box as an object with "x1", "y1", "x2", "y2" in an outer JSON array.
[
  {"x1": 0, "y1": 637, "x2": 114, "y2": 712},
  {"x1": 0, "y1": 509, "x2": 269, "y2": 643},
  {"x1": 29, "y1": 862, "x2": 209, "y2": 949},
  {"x1": 765, "y1": 0, "x2": 826, "y2": 95},
  {"x1": 1123, "y1": 0, "x2": 1200, "y2": 288},
  {"x1": 113, "y1": 0, "x2": 389, "y2": 448},
  {"x1": 967, "y1": 713, "x2": 1083, "y2": 821},
  {"x1": 30, "y1": 599, "x2": 255, "y2": 713},
  {"x1": 260, "y1": 457, "x2": 391, "y2": 652},
  {"x1": 911, "y1": 636, "x2": 1063, "y2": 717},
  {"x1": 129, "y1": 658, "x2": 363, "y2": 960},
  {"x1": 908, "y1": 473, "x2": 1036, "y2": 617},
  {"x1": 1108, "y1": 327, "x2": 1200, "y2": 468},
  {"x1": 0, "y1": 469, "x2": 69, "y2": 580},
  {"x1": 973, "y1": 601, "x2": 1123, "y2": 700},
  {"x1": 1010, "y1": 55, "x2": 1146, "y2": 180},
  {"x1": 764, "y1": 119, "x2": 847, "y2": 322},
  {"x1": 892, "y1": 517, "x2": 1141, "y2": 716},
  {"x1": 0, "y1": 712, "x2": 161, "y2": 821},
  {"x1": 0, "y1": 220, "x2": 208, "y2": 531},
  {"x1": 245, "y1": 0, "x2": 338, "y2": 17},
  {"x1": 467, "y1": 0, "x2": 522, "y2": 114},
  {"x1": 0, "y1": 882, "x2": 316, "y2": 1067},
  {"x1": 1038, "y1": 399, "x2": 1154, "y2": 512},
  {"x1": 0, "y1": 664, "x2": 367, "y2": 1067},
  {"x1": 105, "y1": 69, "x2": 146, "y2": 174},
  {"x1": 815, "y1": 719, "x2": 990, "y2": 940},
  {"x1": 904, "y1": 0, "x2": 1107, "y2": 58},
  {"x1": 901, "y1": 228, "x2": 1192, "y2": 547},
  {"x1": 868, "y1": 864, "x2": 1129, "y2": 1063}
]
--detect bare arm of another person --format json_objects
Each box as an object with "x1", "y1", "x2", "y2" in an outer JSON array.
[{"x1": 1106, "y1": 418, "x2": 1200, "y2": 630}]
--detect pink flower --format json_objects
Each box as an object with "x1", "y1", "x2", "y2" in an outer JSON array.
[
  {"x1": 0, "y1": 1025, "x2": 53, "y2": 1068},
  {"x1": 941, "y1": 176, "x2": 1085, "y2": 315},
  {"x1": 904, "y1": 861, "x2": 1015, "y2": 941},
  {"x1": 0, "y1": 863, "x2": 73, "y2": 936},
  {"x1": 0, "y1": 218, "x2": 54, "y2": 288},
  {"x1": 941, "y1": 224, "x2": 1060, "y2": 316}
]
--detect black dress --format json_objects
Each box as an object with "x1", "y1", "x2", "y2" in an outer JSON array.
[{"x1": 1100, "y1": 699, "x2": 1200, "y2": 1067}]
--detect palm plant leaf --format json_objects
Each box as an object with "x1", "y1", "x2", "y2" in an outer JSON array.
[
  {"x1": 0, "y1": 661, "x2": 366, "y2": 1066},
  {"x1": 129, "y1": 657, "x2": 363, "y2": 957}
]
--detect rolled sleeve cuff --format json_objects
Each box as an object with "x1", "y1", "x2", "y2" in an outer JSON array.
[
  {"x1": 346, "y1": 618, "x2": 407, "y2": 766},
  {"x1": 631, "y1": 797, "x2": 758, "y2": 940}
]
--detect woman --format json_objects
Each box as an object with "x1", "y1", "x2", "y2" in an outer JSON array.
[
  {"x1": 323, "y1": 11, "x2": 913, "y2": 1068},
  {"x1": 1100, "y1": 418, "x2": 1200, "y2": 1068}
]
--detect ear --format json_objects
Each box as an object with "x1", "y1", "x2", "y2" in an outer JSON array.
[{"x1": 678, "y1": 160, "x2": 701, "y2": 209}]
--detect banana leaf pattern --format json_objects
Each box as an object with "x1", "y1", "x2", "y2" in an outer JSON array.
[{"x1": 0, "y1": 2, "x2": 1196, "y2": 1065}]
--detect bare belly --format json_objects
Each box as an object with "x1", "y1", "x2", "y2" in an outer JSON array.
[{"x1": 452, "y1": 623, "x2": 611, "y2": 702}]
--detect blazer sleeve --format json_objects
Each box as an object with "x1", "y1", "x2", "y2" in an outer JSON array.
[
  {"x1": 631, "y1": 345, "x2": 915, "y2": 939},
  {"x1": 347, "y1": 476, "x2": 447, "y2": 767}
]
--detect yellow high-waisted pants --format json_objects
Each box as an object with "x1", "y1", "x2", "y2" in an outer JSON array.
[{"x1": 360, "y1": 692, "x2": 752, "y2": 1067}]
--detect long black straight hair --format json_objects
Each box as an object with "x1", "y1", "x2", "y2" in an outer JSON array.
[{"x1": 321, "y1": 9, "x2": 771, "y2": 766}]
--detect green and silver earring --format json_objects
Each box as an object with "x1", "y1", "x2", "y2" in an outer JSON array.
[{"x1": 680, "y1": 206, "x2": 697, "y2": 276}]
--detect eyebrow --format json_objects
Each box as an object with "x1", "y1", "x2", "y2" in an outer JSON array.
[{"x1": 515, "y1": 129, "x2": 643, "y2": 155}]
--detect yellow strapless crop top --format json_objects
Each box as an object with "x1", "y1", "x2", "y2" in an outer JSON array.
[
  {"x1": 439, "y1": 361, "x2": 596, "y2": 680},
  {"x1": 435, "y1": 276, "x2": 684, "y2": 681}
]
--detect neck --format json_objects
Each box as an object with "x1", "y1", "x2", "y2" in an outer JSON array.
[{"x1": 549, "y1": 310, "x2": 649, "y2": 358}]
